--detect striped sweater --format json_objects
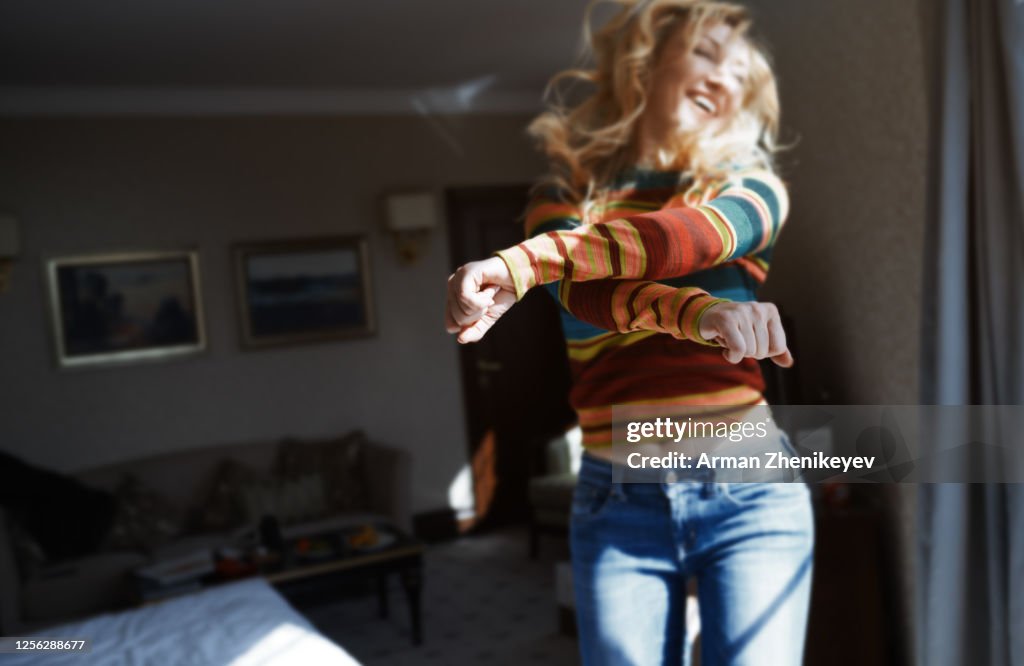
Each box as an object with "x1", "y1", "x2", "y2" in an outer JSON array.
[{"x1": 495, "y1": 166, "x2": 790, "y2": 448}]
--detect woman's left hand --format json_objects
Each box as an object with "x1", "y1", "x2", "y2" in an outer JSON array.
[
  {"x1": 697, "y1": 301, "x2": 794, "y2": 367},
  {"x1": 445, "y1": 257, "x2": 517, "y2": 343}
]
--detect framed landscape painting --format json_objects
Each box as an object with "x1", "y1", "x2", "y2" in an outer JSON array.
[
  {"x1": 45, "y1": 250, "x2": 206, "y2": 368},
  {"x1": 233, "y1": 236, "x2": 375, "y2": 349}
]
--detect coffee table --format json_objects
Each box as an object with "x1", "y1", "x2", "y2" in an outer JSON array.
[
  {"x1": 134, "y1": 523, "x2": 426, "y2": 645},
  {"x1": 263, "y1": 524, "x2": 426, "y2": 645}
]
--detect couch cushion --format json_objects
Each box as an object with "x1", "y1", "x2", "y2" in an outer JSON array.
[
  {"x1": 197, "y1": 460, "x2": 330, "y2": 530},
  {"x1": 104, "y1": 475, "x2": 183, "y2": 553},
  {"x1": 76, "y1": 440, "x2": 280, "y2": 512},
  {"x1": 22, "y1": 551, "x2": 147, "y2": 623}
]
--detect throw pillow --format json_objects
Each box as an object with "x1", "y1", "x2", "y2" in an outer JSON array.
[
  {"x1": 276, "y1": 431, "x2": 368, "y2": 513},
  {"x1": 194, "y1": 460, "x2": 265, "y2": 532},
  {"x1": 104, "y1": 475, "x2": 182, "y2": 553},
  {"x1": 197, "y1": 460, "x2": 330, "y2": 529}
]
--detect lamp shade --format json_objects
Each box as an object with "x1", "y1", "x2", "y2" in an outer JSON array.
[{"x1": 384, "y1": 192, "x2": 438, "y2": 232}]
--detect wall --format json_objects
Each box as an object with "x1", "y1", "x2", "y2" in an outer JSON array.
[
  {"x1": 752, "y1": 0, "x2": 928, "y2": 405},
  {"x1": 0, "y1": 114, "x2": 544, "y2": 515},
  {"x1": 750, "y1": 1, "x2": 932, "y2": 661}
]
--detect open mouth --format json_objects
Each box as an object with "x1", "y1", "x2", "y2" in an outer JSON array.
[{"x1": 688, "y1": 93, "x2": 717, "y2": 116}]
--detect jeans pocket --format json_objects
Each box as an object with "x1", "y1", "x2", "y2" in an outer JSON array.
[{"x1": 571, "y1": 477, "x2": 618, "y2": 520}]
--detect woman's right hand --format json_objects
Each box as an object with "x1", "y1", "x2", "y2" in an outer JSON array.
[
  {"x1": 697, "y1": 301, "x2": 794, "y2": 367},
  {"x1": 445, "y1": 257, "x2": 517, "y2": 344}
]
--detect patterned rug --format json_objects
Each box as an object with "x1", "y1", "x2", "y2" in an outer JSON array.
[{"x1": 299, "y1": 526, "x2": 580, "y2": 665}]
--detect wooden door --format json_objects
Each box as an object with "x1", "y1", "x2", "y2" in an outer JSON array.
[{"x1": 445, "y1": 185, "x2": 575, "y2": 529}]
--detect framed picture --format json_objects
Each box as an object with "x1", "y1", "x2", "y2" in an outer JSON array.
[
  {"x1": 45, "y1": 250, "x2": 206, "y2": 368},
  {"x1": 233, "y1": 235, "x2": 375, "y2": 349}
]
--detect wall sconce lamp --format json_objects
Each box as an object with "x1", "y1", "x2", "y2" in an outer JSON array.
[
  {"x1": 0, "y1": 215, "x2": 19, "y2": 293},
  {"x1": 383, "y1": 192, "x2": 439, "y2": 265}
]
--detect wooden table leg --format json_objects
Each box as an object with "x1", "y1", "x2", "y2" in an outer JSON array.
[
  {"x1": 377, "y1": 574, "x2": 389, "y2": 619},
  {"x1": 399, "y1": 564, "x2": 423, "y2": 645}
]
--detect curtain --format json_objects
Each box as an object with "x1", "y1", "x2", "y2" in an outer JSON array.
[{"x1": 918, "y1": 0, "x2": 1024, "y2": 664}]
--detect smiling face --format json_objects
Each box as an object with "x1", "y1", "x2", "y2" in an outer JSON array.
[{"x1": 639, "y1": 21, "x2": 752, "y2": 151}]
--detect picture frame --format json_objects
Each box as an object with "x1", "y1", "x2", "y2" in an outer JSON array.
[
  {"x1": 233, "y1": 235, "x2": 375, "y2": 349},
  {"x1": 45, "y1": 250, "x2": 207, "y2": 369}
]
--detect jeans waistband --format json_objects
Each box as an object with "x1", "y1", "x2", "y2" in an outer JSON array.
[{"x1": 579, "y1": 451, "x2": 716, "y2": 485}]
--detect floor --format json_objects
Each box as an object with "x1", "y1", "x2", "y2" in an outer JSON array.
[{"x1": 299, "y1": 526, "x2": 581, "y2": 666}]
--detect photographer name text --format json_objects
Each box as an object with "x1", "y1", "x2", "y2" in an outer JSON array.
[{"x1": 627, "y1": 451, "x2": 876, "y2": 473}]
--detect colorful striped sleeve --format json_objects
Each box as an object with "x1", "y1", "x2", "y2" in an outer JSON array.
[
  {"x1": 521, "y1": 189, "x2": 726, "y2": 345},
  {"x1": 496, "y1": 169, "x2": 789, "y2": 300},
  {"x1": 554, "y1": 279, "x2": 727, "y2": 345}
]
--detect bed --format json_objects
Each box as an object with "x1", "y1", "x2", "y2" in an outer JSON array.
[{"x1": 2, "y1": 578, "x2": 360, "y2": 665}]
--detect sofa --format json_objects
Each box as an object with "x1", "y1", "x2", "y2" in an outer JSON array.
[
  {"x1": 0, "y1": 432, "x2": 411, "y2": 634},
  {"x1": 527, "y1": 426, "x2": 582, "y2": 558}
]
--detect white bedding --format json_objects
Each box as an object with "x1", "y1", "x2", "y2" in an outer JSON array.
[{"x1": 2, "y1": 578, "x2": 360, "y2": 666}]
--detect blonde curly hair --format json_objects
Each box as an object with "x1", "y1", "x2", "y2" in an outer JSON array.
[{"x1": 529, "y1": 0, "x2": 780, "y2": 206}]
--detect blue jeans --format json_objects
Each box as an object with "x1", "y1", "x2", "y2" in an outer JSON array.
[{"x1": 570, "y1": 451, "x2": 815, "y2": 666}]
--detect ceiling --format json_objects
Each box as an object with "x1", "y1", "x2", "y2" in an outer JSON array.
[{"x1": 0, "y1": 0, "x2": 595, "y2": 114}]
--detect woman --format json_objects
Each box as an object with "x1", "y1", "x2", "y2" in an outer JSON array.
[{"x1": 445, "y1": 1, "x2": 814, "y2": 664}]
